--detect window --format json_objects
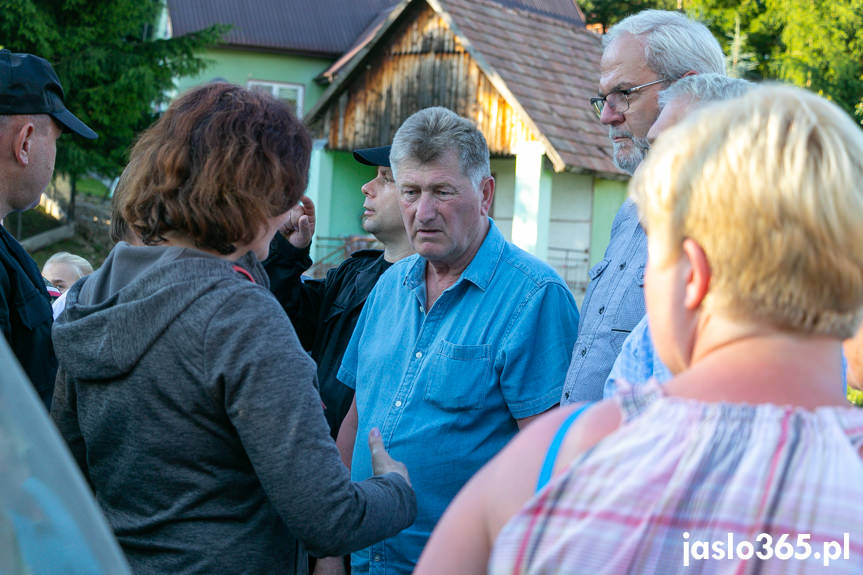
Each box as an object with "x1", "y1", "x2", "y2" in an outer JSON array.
[{"x1": 247, "y1": 80, "x2": 304, "y2": 118}]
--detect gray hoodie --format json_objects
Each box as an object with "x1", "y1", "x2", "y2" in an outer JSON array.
[{"x1": 51, "y1": 243, "x2": 415, "y2": 575}]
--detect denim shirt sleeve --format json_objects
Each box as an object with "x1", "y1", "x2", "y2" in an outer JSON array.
[{"x1": 497, "y1": 282, "x2": 580, "y2": 418}]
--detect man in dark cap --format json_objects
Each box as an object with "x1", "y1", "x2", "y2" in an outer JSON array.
[
  {"x1": 264, "y1": 146, "x2": 413, "y2": 440},
  {"x1": 0, "y1": 49, "x2": 97, "y2": 408}
]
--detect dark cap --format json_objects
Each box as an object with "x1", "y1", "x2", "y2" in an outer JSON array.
[
  {"x1": 0, "y1": 49, "x2": 97, "y2": 139},
  {"x1": 353, "y1": 145, "x2": 391, "y2": 167}
]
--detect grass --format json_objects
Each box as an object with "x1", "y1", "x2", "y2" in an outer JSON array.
[{"x1": 77, "y1": 176, "x2": 110, "y2": 199}]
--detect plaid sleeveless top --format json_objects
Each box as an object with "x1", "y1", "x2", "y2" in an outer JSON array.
[{"x1": 489, "y1": 380, "x2": 863, "y2": 574}]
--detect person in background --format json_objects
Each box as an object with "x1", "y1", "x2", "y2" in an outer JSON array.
[
  {"x1": 561, "y1": 10, "x2": 725, "y2": 405},
  {"x1": 603, "y1": 73, "x2": 753, "y2": 397},
  {"x1": 414, "y1": 85, "x2": 863, "y2": 574},
  {"x1": 0, "y1": 49, "x2": 97, "y2": 408},
  {"x1": 43, "y1": 251, "x2": 94, "y2": 319},
  {"x1": 264, "y1": 145, "x2": 413, "y2": 440},
  {"x1": 42, "y1": 252, "x2": 93, "y2": 294},
  {"x1": 51, "y1": 83, "x2": 416, "y2": 575},
  {"x1": 335, "y1": 107, "x2": 579, "y2": 575}
]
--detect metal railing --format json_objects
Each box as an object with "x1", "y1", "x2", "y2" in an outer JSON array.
[{"x1": 547, "y1": 246, "x2": 590, "y2": 298}]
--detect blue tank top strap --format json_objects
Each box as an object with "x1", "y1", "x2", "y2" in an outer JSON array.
[{"x1": 535, "y1": 402, "x2": 593, "y2": 493}]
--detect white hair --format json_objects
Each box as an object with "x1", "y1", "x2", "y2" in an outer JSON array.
[
  {"x1": 605, "y1": 10, "x2": 726, "y2": 80},
  {"x1": 658, "y1": 73, "x2": 753, "y2": 108}
]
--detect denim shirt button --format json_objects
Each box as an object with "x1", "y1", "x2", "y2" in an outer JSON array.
[
  {"x1": 580, "y1": 348, "x2": 587, "y2": 357},
  {"x1": 598, "y1": 306, "x2": 605, "y2": 314},
  {"x1": 373, "y1": 554, "x2": 382, "y2": 562},
  {"x1": 415, "y1": 351, "x2": 423, "y2": 359},
  {"x1": 394, "y1": 400, "x2": 402, "y2": 408},
  {"x1": 619, "y1": 262, "x2": 626, "y2": 270}
]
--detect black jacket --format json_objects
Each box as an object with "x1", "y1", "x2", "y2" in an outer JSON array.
[
  {"x1": 264, "y1": 234, "x2": 392, "y2": 437},
  {"x1": 0, "y1": 225, "x2": 56, "y2": 408}
]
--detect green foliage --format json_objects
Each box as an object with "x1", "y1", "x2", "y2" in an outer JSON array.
[
  {"x1": 580, "y1": 0, "x2": 863, "y2": 123},
  {"x1": 579, "y1": 0, "x2": 678, "y2": 32},
  {"x1": 0, "y1": 0, "x2": 226, "y2": 179}
]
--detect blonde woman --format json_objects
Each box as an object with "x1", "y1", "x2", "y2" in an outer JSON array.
[{"x1": 415, "y1": 85, "x2": 863, "y2": 574}]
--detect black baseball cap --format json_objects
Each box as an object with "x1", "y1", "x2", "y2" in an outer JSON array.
[
  {"x1": 353, "y1": 145, "x2": 391, "y2": 167},
  {"x1": 0, "y1": 49, "x2": 97, "y2": 139}
]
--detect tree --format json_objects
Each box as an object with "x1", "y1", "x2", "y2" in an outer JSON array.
[
  {"x1": 0, "y1": 0, "x2": 226, "y2": 214},
  {"x1": 685, "y1": 0, "x2": 863, "y2": 122},
  {"x1": 579, "y1": 0, "x2": 677, "y2": 33},
  {"x1": 580, "y1": 0, "x2": 863, "y2": 124}
]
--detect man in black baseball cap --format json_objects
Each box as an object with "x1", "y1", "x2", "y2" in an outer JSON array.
[
  {"x1": 1, "y1": 49, "x2": 98, "y2": 409},
  {"x1": 264, "y1": 144, "x2": 411, "y2": 427}
]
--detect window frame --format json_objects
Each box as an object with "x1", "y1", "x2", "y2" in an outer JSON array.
[{"x1": 247, "y1": 79, "x2": 305, "y2": 118}]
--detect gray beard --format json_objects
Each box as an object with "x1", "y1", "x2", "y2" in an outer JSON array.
[{"x1": 610, "y1": 131, "x2": 651, "y2": 175}]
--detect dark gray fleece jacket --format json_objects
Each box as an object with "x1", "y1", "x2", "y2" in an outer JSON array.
[{"x1": 51, "y1": 243, "x2": 415, "y2": 575}]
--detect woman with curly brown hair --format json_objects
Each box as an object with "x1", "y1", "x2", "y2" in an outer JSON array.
[{"x1": 50, "y1": 83, "x2": 415, "y2": 575}]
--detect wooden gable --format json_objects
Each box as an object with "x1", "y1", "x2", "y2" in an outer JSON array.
[{"x1": 310, "y1": 1, "x2": 539, "y2": 157}]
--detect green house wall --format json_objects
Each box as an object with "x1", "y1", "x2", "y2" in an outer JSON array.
[
  {"x1": 329, "y1": 152, "x2": 373, "y2": 238},
  {"x1": 590, "y1": 178, "x2": 629, "y2": 266},
  {"x1": 174, "y1": 48, "x2": 333, "y2": 116}
]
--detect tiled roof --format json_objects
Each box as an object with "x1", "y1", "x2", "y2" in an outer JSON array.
[
  {"x1": 316, "y1": 0, "x2": 622, "y2": 177},
  {"x1": 167, "y1": 0, "x2": 399, "y2": 56},
  {"x1": 494, "y1": 0, "x2": 585, "y2": 24},
  {"x1": 436, "y1": 0, "x2": 622, "y2": 176}
]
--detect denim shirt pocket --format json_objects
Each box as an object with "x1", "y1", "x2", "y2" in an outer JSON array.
[
  {"x1": 424, "y1": 340, "x2": 491, "y2": 410},
  {"x1": 588, "y1": 258, "x2": 611, "y2": 281},
  {"x1": 581, "y1": 258, "x2": 611, "y2": 313}
]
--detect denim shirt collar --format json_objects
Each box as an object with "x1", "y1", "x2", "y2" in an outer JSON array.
[{"x1": 404, "y1": 217, "x2": 504, "y2": 292}]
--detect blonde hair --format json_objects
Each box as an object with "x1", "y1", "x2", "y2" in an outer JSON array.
[
  {"x1": 631, "y1": 85, "x2": 863, "y2": 338},
  {"x1": 44, "y1": 252, "x2": 94, "y2": 277}
]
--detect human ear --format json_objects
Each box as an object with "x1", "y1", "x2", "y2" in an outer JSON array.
[
  {"x1": 13, "y1": 122, "x2": 35, "y2": 167},
  {"x1": 681, "y1": 238, "x2": 710, "y2": 310},
  {"x1": 480, "y1": 176, "x2": 495, "y2": 215}
]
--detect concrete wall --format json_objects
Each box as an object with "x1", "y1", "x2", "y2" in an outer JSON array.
[
  {"x1": 490, "y1": 158, "x2": 515, "y2": 239},
  {"x1": 491, "y1": 157, "x2": 594, "y2": 301},
  {"x1": 547, "y1": 171, "x2": 593, "y2": 299}
]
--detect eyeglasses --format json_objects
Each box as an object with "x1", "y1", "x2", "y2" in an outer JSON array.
[{"x1": 590, "y1": 78, "x2": 668, "y2": 119}]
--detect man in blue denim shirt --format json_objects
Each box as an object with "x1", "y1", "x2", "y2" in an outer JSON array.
[
  {"x1": 336, "y1": 107, "x2": 579, "y2": 575},
  {"x1": 561, "y1": 10, "x2": 726, "y2": 404}
]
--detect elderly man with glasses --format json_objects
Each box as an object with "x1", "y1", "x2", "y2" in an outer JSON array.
[{"x1": 560, "y1": 10, "x2": 726, "y2": 405}]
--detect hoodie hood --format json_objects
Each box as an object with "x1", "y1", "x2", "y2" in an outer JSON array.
[{"x1": 53, "y1": 243, "x2": 269, "y2": 381}]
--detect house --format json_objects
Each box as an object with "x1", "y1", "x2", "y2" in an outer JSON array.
[
  {"x1": 305, "y1": 0, "x2": 627, "y2": 297},
  {"x1": 167, "y1": 0, "x2": 629, "y2": 298},
  {"x1": 166, "y1": 0, "x2": 401, "y2": 117}
]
